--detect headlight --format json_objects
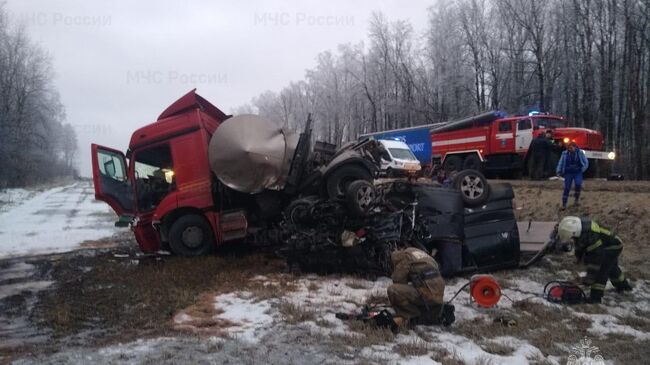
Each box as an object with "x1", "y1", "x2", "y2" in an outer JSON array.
[
  {"x1": 164, "y1": 170, "x2": 175, "y2": 183},
  {"x1": 608, "y1": 152, "x2": 616, "y2": 160},
  {"x1": 563, "y1": 137, "x2": 570, "y2": 144}
]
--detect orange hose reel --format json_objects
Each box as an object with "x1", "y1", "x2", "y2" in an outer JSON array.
[{"x1": 469, "y1": 275, "x2": 502, "y2": 308}]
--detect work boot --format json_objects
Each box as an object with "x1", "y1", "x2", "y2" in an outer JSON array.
[
  {"x1": 616, "y1": 280, "x2": 633, "y2": 293},
  {"x1": 587, "y1": 292, "x2": 602, "y2": 304}
]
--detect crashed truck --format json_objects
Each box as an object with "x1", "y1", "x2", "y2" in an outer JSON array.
[{"x1": 91, "y1": 89, "x2": 528, "y2": 276}]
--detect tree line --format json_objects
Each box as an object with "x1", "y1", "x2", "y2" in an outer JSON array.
[
  {"x1": 238, "y1": 0, "x2": 650, "y2": 179},
  {"x1": 0, "y1": 5, "x2": 78, "y2": 188}
]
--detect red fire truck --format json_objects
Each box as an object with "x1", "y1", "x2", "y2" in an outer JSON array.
[
  {"x1": 363, "y1": 111, "x2": 615, "y2": 177},
  {"x1": 432, "y1": 112, "x2": 615, "y2": 177}
]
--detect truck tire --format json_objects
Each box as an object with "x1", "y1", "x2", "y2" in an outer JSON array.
[
  {"x1": 168, "y1": 214, "x2": 215, "y2": 256},
  {"x1": 284, "y1": 197, "x2": 317, "y2": 224},
  {"x1": 346, "y1": 180, "x2": 376, "y2": 217},
  {"x1": 462, "y1": 154, "x2": 483, "y2": 172},
  {"x1": 326, "y1": 165, "x2": 372, "y2": 200},
  {"x1": 453, "y1": 169, "x2": 490, "y2": 207},
  {"x1": 444, "y1": 155, "x2": 463, "y2": 173}
]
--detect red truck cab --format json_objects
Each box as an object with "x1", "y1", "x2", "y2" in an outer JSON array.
[{"x1": 91, "y1": 90, "x2": 247, "y2": 255}]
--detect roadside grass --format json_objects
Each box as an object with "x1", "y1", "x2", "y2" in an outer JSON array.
[
  {"x1": 277, "y1": 300, "x2": 317, "y2": 324},
  {"x1": 394, "y1": 337, "x2": 432, "y2": 356},
  {"x1": 616, "y1": 315, "x2": 650, "y2": 333},
  {"x1": 478, "y1": 340, "x2": 514, "y2": 356},
  {"x1": 329, "y1": 320, "x2": 395, "y2": 349},
  {"x1": 247, "y1": 275, "x2": 298, "y2": 301},
  {"x1": 35, "y1": 246, "x2": 286, "y2": 348},
  {"x1": 346, "y1": 278, "x2": 370, "y2": 290},
  {"x1": 450, "y1": 301, "x2": 592, "y2": 357},
  {"x1": 430, "y1": 347, "x2": 465, "y2": 365},
  {"x1": 594, "y1": 333, "x2": 650, "y2": 364}
]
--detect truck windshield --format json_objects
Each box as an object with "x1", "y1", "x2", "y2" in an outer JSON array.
[
  {"x1": 134, "y1": 145, "x2": 174, "y2": 212},
  {"x1": 389, "y1": 148, "x2": 417, "y2": 161},
  {"x1": 534, "y1": 118, "x2": 566, "y2": 129}
]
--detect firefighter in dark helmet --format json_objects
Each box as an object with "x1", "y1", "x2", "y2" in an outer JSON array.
[
  {"x1": 558, "y1": 216, "x2": 633, "y2": 303},
  {"x1": 387, "y1": 248, "x2": 453, "y2": 326}
]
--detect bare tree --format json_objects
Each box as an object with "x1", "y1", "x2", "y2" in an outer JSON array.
[
  {"x1": 239, "y1": 1, "x2": 650, "y2": 179},
  {"x1": 0, "y1": 4, "x2": 78, "y2": 187}
]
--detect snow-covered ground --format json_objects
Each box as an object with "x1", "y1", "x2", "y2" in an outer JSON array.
[
  {"x1": 3, "y1": 182, "x2": 648, "y2": 364},
  {"x1": 75, "y1": 270, "x2": 645, "y2": 365},
  {"x1": 0, "y1": 181, "x2": 121, "y2": 258}
]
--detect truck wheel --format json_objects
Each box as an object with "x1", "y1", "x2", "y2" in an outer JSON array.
[
  {"x1": 453, "y1": 169, "x2": 490, "y2": 207},
  {"x1": 346, "y1": 180, "x2": 376, "y2": 216},
  {"x1": 462, "y1": 154, "x2": 483, "y2": 172},
  {"x1": 444, "y1": 155, "x2": 463, "y2": 173},
  {"x1": 284, "y1": 197, "x2": 317, "y2": 224},
  {"x1": 326, "y1": 165, "x2": 372, "y2": 200},
  {"x1": 168, "y1": 214, "x2": 215, "y2": 256}
]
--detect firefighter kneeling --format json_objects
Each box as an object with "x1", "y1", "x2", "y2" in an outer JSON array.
[
  {"x1": 387, "y1": 248, "x2": 455, "y2": 327},
  {"x1": 558, "y1": 216, "x2": 633, "y2": 303}
]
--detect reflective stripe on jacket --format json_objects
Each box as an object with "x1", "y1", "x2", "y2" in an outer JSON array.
[{"x1": 576, "y1": 219, "x2": 623, "y2": 255}]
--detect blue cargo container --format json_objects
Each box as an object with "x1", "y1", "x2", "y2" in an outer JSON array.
[{"x1": 359, "y1": 124, "x2": 443, "y2": 165}]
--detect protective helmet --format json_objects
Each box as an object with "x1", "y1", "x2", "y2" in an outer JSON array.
[{"x1": 558, "y1": 216, "x2": 582, "y2": 243}]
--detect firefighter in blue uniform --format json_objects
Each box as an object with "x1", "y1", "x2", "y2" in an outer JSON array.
[{"x1": 558, "y1": 216, "x2": 633, "y2": 303}]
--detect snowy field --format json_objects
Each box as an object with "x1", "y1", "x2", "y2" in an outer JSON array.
[
  {"x1": 17, "y1": 266, "x2": 650, "y2": 364},
  {"x1": 2, "y1": 181, "x2": 649, "y2": 364},
  {"x1": 0, "y1": 181, "x2": 120, "y2": 258}
]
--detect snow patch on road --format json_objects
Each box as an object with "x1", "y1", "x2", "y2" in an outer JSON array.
[{"x1": 0, "y1": 182, "x2": 122, "y2": 259}]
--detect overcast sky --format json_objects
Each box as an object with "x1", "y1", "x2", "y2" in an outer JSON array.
[{"x1": 6, "y1": 0, "x2": 432, "y2": 176}]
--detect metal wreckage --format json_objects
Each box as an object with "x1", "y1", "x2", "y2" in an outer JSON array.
[
  {"x1": 210, "y1": 114, "x2": 529, "y2": 278},
  {"x1": 91, "y1": 90, "x2": 543, "y2": 275},
  {"x1": 278, "y1": 179, "x2": 522, "y2": 277}
]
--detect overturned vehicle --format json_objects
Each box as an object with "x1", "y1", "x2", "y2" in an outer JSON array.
[
  {"x1": 91, "y1": 90, "x2": 527, "y2": 276},
  {"x1": 278, "y1": 179, "x2": 521, "y2": 277}
]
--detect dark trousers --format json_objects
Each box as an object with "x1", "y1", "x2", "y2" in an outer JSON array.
[
  {"x1": 562, "y1": 172, "x2": 583, "y2": 207},
  {"x1": 435, "y1": 240, "x2": 462, "y2": 277},
  {"x1": 585, "y1": 250, "x2": 626, "y2": 300},
  {"x1": 530, "y1": 154, "x2": 547, "y2": 180}
]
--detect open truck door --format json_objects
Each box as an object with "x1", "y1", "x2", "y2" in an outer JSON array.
[
  {"x1": 91, "y1": 144, "x2": 134, "y2": 226},
  {"x1": 515, "y1": 118, "x2": 533, "y2": 153}
]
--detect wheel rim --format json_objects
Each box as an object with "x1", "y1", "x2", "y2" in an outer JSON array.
[
  {"x1": 460, "y1": 175, "x2": 484, "y2": 200},
  {"x1": 356, "y1": 185, "x2": 375, "y2": 209},
  {"x1": 181, "y1": 226, "x2": 204, "y2": 248}
]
